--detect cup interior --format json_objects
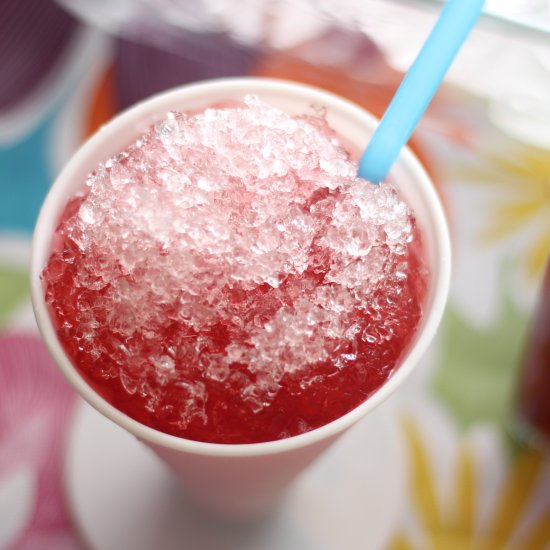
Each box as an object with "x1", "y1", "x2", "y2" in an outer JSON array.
[{"x1": 30, "y1": 77, "x2": 451, "y2": 457}]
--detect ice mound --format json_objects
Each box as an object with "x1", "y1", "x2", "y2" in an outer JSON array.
[{"x1": 44, "y1": 97, "x2": 427, "y2": 443}]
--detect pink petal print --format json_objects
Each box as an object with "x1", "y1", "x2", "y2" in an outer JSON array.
[{"x1": 0, "y1": 333, "x2": 81, "y2": 549}]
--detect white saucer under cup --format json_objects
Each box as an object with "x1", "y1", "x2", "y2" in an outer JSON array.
[
  {"x1": 67, "y1": 399, "x2": 405, "y2": 550},
  {"x1": 30, "y1": 78, "x2": 451, "y2": 520}
]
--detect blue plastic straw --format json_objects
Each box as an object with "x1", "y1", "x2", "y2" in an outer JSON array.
[{"x1": 358, "y1": 0, "x2": 485, "y2": 184}]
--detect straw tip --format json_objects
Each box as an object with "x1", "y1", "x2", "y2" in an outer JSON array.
[{"x1": 357, "y1": 150, "x2": 388, "y2": 185}]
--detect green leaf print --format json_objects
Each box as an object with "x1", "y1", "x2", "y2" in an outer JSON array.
[
  {"x1": 432, "y1": 274, "x2": 530, "y2": 434},
  {"x1": 0, "y1": 267, "x2": 29, "y2": 327}
]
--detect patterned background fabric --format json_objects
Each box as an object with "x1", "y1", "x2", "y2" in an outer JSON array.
[{"x1": 1, "y1": 1, "x2": 550, "y2": 548}]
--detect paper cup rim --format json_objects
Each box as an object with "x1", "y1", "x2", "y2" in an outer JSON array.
[{"x1": 30, "y1": 77, "x2": 451, "y2": 458}]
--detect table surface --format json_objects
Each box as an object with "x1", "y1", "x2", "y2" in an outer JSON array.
[
  {"x1": 411, "y1": 0, "x2": 550, "y2": 38},
  {"x1": 1, "y1": 2, "x2": 550, "y2": 549}
]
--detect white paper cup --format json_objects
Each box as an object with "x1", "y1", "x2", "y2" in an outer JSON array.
[{"x1": 31, "y1": 78, "x2": 451, "y2": 519}]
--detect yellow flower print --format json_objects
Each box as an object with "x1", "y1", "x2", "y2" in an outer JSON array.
[
  {"x1": 389, "y1": 419, "x2": 550, "y2": 550},
  {"x1": 457, "y1": 144, "x2": 550, "y2": 278}
]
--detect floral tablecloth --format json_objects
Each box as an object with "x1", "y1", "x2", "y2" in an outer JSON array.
[{"x1": 1, "y1": 1, "x2": 550, "y2": 548}]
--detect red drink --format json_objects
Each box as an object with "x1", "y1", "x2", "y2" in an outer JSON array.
[
  {"x1": 43, "y1": 98, "x2": 428, "y2": 444},
  {"x1": 517, "y1": 259, "x2": 550, "y2": 442}
]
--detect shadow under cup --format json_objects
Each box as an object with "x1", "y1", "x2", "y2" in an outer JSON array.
[{"x1": 30, "y1": 78, "x2": 451, "y2": 519}]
